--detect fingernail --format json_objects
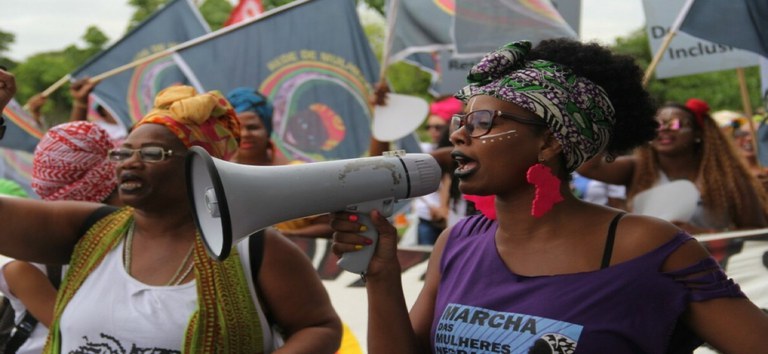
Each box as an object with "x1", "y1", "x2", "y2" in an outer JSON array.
[
  {"x1": 348, "y1": 214, "x2": 358, "y2": 222},
  {"x1": 354, "y1": 245, "x2": 364, "y2": 250},
  {"x1": 363, "y1": 238, "x2": 373, "y2": 245},
  {"x1": 359, "y1": 225, "x2": 368, "y2": 232}
]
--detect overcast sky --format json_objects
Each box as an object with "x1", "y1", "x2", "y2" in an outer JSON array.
[{"x1": 0, "y1": 0, "x2": 645, "y2": 62}]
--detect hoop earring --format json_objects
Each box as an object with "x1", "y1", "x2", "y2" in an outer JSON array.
[{"x1": 526, "y1": 159, "x2": 563, "y2": 218}]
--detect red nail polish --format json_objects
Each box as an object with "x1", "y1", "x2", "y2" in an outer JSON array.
[{"x1": 349, "y1": 214, "x2": 358, "y2": 222}]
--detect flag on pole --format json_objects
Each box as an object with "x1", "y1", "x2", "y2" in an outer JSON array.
[
  {"x1": 680, "y1": 0, "x2": 768, "y2": 59},
  {"x1": 388, "y1": 0, "x2": 578, "y2": 96},
  {"x1": 223, "y1": 0, "x2": 264, "y2": 26},
  {"x1": 72, "y1": 0, "x2": 209, "y2": 131},
  {"x1": 175, "y1": 0, "x2": 379, "y2": 162},
  {"x1": 453, "y1": 0, "x2": 577, "y2": 55},
  {"x1": 0, "y1": 98, "x2": 43, "y2": 152}
]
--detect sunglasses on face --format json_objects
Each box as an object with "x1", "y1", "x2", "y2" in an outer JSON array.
[
  {"x1": 450, "y1": 109, "x2": 546, "y2": 138},
  {"x1": 656, "y1": 117, "x2": 691, "y2": 131},
  {"x1": 426, "y1": 124, "x2": 446, "y2": 131},
  {"x1": 108, "y1": 146, "x2": 178, "y2": 163}
]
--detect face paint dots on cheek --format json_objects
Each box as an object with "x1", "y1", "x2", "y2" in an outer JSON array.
[{"x1": 478, "y1": 129, "x2": 517, "y2": 144}]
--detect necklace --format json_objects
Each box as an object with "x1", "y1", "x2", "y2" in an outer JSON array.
[{"x1": 123, "y1": 221, "x2": 196, "y2": 286}]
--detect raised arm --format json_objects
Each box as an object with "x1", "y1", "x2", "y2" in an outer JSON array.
[
  {"x1": 69, "y1": 78, "x2": 96, "y2": 122},
  {"x1": 0, "y1": 197, "x2": 102, "y2": 264},
  {"x1": 576, "y1": 153, "x2": 637, "y2": 187},
  {"x1": 258, "y1": 228, "x2": 342, "y2": 353}
]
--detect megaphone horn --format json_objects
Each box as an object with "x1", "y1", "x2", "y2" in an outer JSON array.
[{"x1": 185, "y1": 146, "x2": 441, "y2": 274}]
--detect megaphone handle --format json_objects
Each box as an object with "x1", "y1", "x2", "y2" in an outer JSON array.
[{"x1": 337, "y1": 199, "x2": 394, "y2": 275}]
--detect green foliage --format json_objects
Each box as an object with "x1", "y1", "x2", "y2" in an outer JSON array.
[
  {"x1": 0, "y1": 29, "x2": 17, "y2": 70},
  {"x1": 83, "y1": 26, "x2": 110, "y2": 50},
  {"x1": 0, "y1": 30, "x2": 15, "y2": 56},
  {"x1": 611, "y1": 28, "x2": 762, "y2": 113},
  {"x1": 13, "y1": 52, "x2": 84, "y2": 125},
  {"x1": 199, "y1": 0, "x2": 234, "y2": 31},
  {"x1": 127, "y1": 0, "x2": 169, "y2": 31},
  {"x1": 5, "y1": 26, "x2": 111, "y2": 125}
]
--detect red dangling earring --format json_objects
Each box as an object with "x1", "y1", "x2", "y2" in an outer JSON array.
[{"x1": 526, "y1": 160, "x2": 563, "y2": 218}]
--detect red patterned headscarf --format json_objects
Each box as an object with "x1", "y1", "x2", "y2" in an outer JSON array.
[
  {"x1": 134, "y1": 86, "x2": 241, "y2": 160},
  {"x1": 32, "y1": 121, "x2": 117, "y2": 202}
]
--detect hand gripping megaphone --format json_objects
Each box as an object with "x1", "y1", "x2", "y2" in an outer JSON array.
[{"x1": 185, "y1": 146, "x2": 441, "y2": 274}]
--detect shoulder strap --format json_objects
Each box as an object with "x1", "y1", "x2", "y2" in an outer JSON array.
[
  {"x1": 600, "y1": 212, "x2": 626, "y2": 269},
  {"x1": 248, "y1": 229, "x2": 266, "y2": 284},
  {"x1": 45, "y1": 265, "x2": 62, "y2": 290},
  {"x1": 77, "y1": 205, "x2": 119, "y2": 237}
]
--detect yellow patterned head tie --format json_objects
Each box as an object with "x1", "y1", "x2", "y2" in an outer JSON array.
[{"x1": 135, "y1": 85, "x2": 241, "y2": 160}]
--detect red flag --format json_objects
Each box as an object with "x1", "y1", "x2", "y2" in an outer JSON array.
[{"x1": 223, "y1": 0, "x2": 264, "y2": 26}]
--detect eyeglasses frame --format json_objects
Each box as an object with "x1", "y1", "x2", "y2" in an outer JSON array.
[
  {"x1": 108, "y1": 146, "x2": 178, "y2": 163},
  {"x1": 450, "y1": 109, "x2": 547, "y2": 138}
]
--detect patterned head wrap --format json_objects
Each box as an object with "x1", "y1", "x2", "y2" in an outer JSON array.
[
  {"x1": 226, "y1": 87, "x2": 274, "y2": 136},
  {"x1": 455, "y1": 41, "x2": 615, "y2": 172},
  {"x1": 32, "y1": 121, "x2": 117, "y2": 202},
  {"x1": 135, "y1": 86, "x2": 240, "y2": 160}
]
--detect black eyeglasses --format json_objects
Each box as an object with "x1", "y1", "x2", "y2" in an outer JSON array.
[
  {"x1": 450, "y1": 109, "x2": 546, "y2": 138},
  {"x1": 108, "y1": 147, "x2": 177, "y2": 163}
]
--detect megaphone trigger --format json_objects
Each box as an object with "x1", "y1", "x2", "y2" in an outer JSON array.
[{"x1": 337, "y1": 198, "x2": 395, "y2": 275}]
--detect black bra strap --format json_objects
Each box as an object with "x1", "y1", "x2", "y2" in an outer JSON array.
[{"x1": 600, "y1": 212, "x2": 626, "y2": 269}]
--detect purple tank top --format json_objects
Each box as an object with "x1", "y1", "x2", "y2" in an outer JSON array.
[{"x1": 431, "y1": 214, "x2": 744, "y2": 354}]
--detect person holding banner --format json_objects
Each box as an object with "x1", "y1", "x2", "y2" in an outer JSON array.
[
  {"x1": 0, "y1": 85, "x2": 341, "y2": 353},
  {"x1": 579, "y1": 98, "x2": 768, "y2": 235},
  {"x1": 331, "y1": 39, "x2": 768, "y2": 353},
  {"x1": 68, "y1": 77, "x2": 128, "y2": 143}
]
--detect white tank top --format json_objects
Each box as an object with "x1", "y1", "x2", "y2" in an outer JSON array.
[{"x1": 59, "y1": 239, "x2": 279, "y2": 353}]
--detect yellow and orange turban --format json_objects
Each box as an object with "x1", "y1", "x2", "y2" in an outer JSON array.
[{"x1": 135, "y1": 85, "x2": 241, "y2": 160}]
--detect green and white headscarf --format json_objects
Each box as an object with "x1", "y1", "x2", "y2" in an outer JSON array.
[{"x1": 456, "y1": 41, "x2": 615, "y2": 172}]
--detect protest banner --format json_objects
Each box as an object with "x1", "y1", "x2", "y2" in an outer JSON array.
[
  {"x1": 174, "y1": 0, "x2": 379, "y2": 162},
  {"x1": 642, "y1": 0, "x2": 758, "y2": 80},
  {"x1": 71, "y1": 0, "x2": 209, "y2": 130},
  {"x1": 0, "y1": 98, "x2": 43, "y2": 153},
  {"x1": 389, "y1": 0, "x2": 578, "y2": 97}
]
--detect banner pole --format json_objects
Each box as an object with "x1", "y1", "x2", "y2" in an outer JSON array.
[
  {"x1": 378, "y1": 0, "x2": 400, "y2": 84},
  {"x1": 642, "y1": 0, "x2": 696, "y2": 87},
  {"x1": 39, "y1": 73, "x2": 72, "y2": 98},
  {"x1": 736, "y1": 67, "x2": 760, "y2": 167}
]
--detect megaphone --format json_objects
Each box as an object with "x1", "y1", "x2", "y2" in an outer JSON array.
[{"x1": 185, "y1": 146, "x2": 441, "y2": 274}]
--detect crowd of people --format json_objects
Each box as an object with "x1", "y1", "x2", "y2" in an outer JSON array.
[{"x1": 1, "y1": 33, "x2": 768, "y2": 354}]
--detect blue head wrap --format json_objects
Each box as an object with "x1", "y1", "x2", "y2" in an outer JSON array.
[{"x1": 226, "y1": 87, "x2": 274, "y2": 136}]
